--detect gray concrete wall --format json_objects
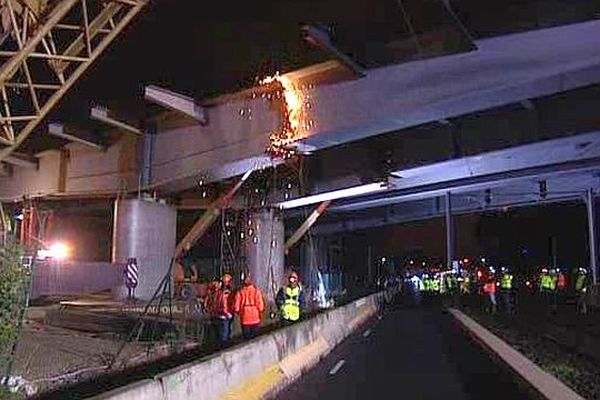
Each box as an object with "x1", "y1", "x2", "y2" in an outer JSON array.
[
  {"x1": 88, "y1": 292, "x2": 383, "y2": 400},
  {"x1": 112, "y1": 199, "x2": 177, "y2": 300},
  {"x1": 30, "y1": 261, "x2": 122, "y2": 299}
]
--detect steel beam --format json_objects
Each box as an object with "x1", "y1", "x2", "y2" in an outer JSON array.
[
  {"x1": 302, "y1": 25, "x2": 366, "y2": 77},
  {"x1": 445, "y1": 192, "x2": 454, "y2": 269},
  {"x1": 587, "y1": 188, "x2": 598, "y2": 285},
  {"x1": 144, "y1": 85, "x2": 207, "y2": 123},
  {"x1": 90, "y1": 106, "x2": 142, "y2": 136},
  {"x1": 285, "y1": 200, "x2": 331, "y2": 254},
  {"x1": 48, "y1": 123, "x2": 104, "y2": 150},
  {"x1": 0, "y1": 0, "x2": 147, "y2": 162},
  {"x1": 175, "y1": 170, "x2": 253, "y2": 258}
]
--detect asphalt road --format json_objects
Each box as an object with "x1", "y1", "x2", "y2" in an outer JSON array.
[{"x1": 277, "y1": 303, "x2": 532, "y2": 400}]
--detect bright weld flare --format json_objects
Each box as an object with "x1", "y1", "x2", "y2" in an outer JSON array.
[{"x1": 260, "y1": 73, "x2": 307, "y2": 158}]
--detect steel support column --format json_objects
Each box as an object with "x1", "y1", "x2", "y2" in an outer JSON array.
[
  {"x1": 445, "y1": 191, "x2": 455, "y2": 269},
  {"x1": 586, "y1": 188, "x2": 598, "y2": 284}
]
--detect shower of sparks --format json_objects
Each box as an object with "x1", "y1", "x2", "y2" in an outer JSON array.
[{"x1": 260, "y1": 73, "x2": 311, "y2": 159}]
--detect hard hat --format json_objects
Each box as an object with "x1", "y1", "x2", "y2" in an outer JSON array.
[
  {"x1": 222, "y1": 273, "x2": 233, "y2": 284},
  {"x1": 289, "y1": 271, "x2": 299, "y2": 281}
]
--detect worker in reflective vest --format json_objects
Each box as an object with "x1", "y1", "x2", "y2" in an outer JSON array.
[
  {"x1": 575, "y1": 268, "x2": 589, "y2": 314},
  {"x1": 483, "y1": 277, "x2": 497, "y2": 313},
  {"x1": 277, "y1": 271, "x2": 305, "y2": 325},
  {"x1": 499, "y1": 267, "x2": 514, "y2": 314}
]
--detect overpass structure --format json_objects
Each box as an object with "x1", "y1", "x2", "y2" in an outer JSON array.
[{"x1": 2, "y1": 17, "x2": 600, "y2": 300}]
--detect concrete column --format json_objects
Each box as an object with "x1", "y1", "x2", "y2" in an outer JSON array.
[
  {"x1": 245, "y1": 208, "x2": 284, "y2": 304},
  {"x1": 586, "y1": 189, "x2": 598, "y2": 285},
  {"x1": 445, "y1": 191, "x2": 455, "y2": 269},
  {"x1": 112, "y1": 198, "x2": 177, "y2": 300}
]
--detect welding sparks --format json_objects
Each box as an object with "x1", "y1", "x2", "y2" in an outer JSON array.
[{"x1": 260, "y1": 73, "x2": 310, "y2": 159}]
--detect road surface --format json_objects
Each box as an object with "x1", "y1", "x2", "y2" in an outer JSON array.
[{"x1": 278, "y1": 304, "x2": 531, "y2": 400}]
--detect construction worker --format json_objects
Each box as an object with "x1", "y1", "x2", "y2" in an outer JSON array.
[
  {"x1": 539, "y1": 267, "x2": 557, "y2": 312},
  {"x1": 215, "y1": 273, "x2": 234, "y2": 346},
  {"x1": 276, "y1": 271, "x2": 306, "y2": 325},
  {"x1": 204, "y1": 279, "x2": 222, "y2": 348},
  {"x1": 483, "y1": 275, "x2": 497, "y2": 313},
  {"x1": 233, "y1": 275, "x2": 265, "y2": 340},
  {"x1": 499, "y1": 267, "x2": 514, "y2": 314},
  {"x1": 459, "y1": 272, "x2": 471, "y2": 295},
  {"x1": 575, "y1": 268, "x2": 589, "y2": 314}
]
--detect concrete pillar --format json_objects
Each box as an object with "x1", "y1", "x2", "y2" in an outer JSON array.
[
  {"x1": 112, "y1": 198, "x2": 177, "y2": 300},
  {"x1": 586, "y1": 189, "x2": 598, "y2": 285},
  {"x1": 245, "y1": 209, "x2": 284, "y2": 304},
  {"x1": 445, "y1": 191, "x2": 455, "y2": 269}
]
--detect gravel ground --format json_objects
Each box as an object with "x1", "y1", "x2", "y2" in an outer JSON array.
[
  {"x1": 461, "y1": 298, "x2": 600, "y2": 399},
  {"x1": 10, "y1": 321, "x2": 144, "y2": 394}
]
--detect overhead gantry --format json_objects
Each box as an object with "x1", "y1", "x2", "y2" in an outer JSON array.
[{"x1": 0, "y1": 0, "x2": 147, "y2": 162}]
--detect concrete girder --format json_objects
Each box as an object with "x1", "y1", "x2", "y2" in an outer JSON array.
[
  {"x1": 144, "y1": 85, "x2": 207, "y2": 124},
  {"x1": 293, "y1": 20, "x2": 600, "y2": 150},
  {"x1": 3, "y1": 22, "x2": 600, "y2": 199},
  {"x1": 47, "y1": 123, "x2": 104, "y2": 151}
]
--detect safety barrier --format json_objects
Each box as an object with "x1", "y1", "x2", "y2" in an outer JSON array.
[{"x1": 87, "y1": 292, "x2": 383, "y2": 400}]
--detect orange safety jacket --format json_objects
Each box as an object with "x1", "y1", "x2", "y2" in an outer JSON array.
[
  {"x1": 215, "y1": 287, "x2": 233, "y2": 319},
  {"x1": 233, "y1": 284, "x2": 265, "y2": 326},
  {"x1": 483, "y1": 281, "x2": 496, "y2": 294}
]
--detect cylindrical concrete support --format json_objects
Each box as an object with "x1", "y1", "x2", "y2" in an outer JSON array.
[
  {"x1": 112, "y1": 198, "x2": 177, "y2": 300},
  {"x1": 586, "y1": 189, "x2": 598, "y2": 285},
  {"x1": 245, "y1": 209, "x2": 284, "y2": 304},
  {"x1": 445, "y1": 191, "x2": 455, "y2": 269}
]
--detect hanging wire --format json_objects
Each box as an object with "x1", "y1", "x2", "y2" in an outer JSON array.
[{"x1": 397, "y1": 0, "x2": 423, "y2": 56}]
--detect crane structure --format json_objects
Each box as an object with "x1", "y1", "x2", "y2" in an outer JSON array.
[{"x1": 0, "y1": 0, "x2": 147, "y2": 162}]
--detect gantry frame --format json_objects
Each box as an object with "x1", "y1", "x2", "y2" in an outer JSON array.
[{"x1": 0, "y1": 0, "x2": 147, "y2": 162}]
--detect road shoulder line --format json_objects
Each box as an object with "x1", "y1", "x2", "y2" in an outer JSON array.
[{"x1": 448, "y1": 308, "x2": 584, "y2": 400}]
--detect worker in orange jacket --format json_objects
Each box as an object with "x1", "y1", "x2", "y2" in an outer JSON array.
[
  {"x1": 215, "y1": 273, "x2": 234, "y2": 346},
  {"x1": 205, "y1": 279, "x2": 222, "y2": 347},
  {"x1": 233, "y1": 275, "x2": 265, "y2": 340}
]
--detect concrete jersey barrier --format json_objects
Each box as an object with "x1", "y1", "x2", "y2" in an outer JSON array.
[{"x1": 88, "y1": 292, "x2": 383, "y2": 400}]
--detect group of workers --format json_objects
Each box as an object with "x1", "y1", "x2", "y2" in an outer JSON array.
[
  {"x1": 411, "y1": 264, "x2": 590, "y2": 314},
  {"x1": 205, "y1": 270, "x2": 306, "y2": 347}
]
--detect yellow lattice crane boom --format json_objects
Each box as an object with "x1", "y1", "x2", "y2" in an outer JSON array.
[{"x1": 0, "y1": 0, "x2": 147, "y2": 162}]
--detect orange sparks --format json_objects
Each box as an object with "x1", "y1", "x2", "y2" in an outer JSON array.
[{"x1": 260, "y1": 73, "x2": 309, "y2": 159}]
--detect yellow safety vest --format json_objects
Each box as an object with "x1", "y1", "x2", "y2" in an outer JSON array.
[
  {"x1": 501, "y1": 274, "x2": 513, "y2": 290},
  {"x1": 282, "y1": 286, "x2": 301, "y2": 321}
]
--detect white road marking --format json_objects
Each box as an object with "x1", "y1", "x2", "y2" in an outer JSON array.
[
  {"x1": 363, "y1": 329, "x2": 372, "y2": 338},
  {"x1": 329, "y1": 359, "x2": 346, "y2": 375}
]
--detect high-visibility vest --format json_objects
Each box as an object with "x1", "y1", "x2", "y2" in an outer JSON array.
[
  {"x1": 460, "y1": 277, "x2": 470, "y2": 293},
  {"x1": 282, "y1": 286, "x2": 301, "y2": 321},
  {"x1": 501, "y1": 273, "x2": 513, "y2": 290},
  {"x1": 431, "y1": 279, "x2": 440, "y2": 292},
  {"x1": 576, "y1": 274, "x2": 587, "y2": 292},
  {"x1": 541, "y1": 275, "x2": 555, "y2": 291}
]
